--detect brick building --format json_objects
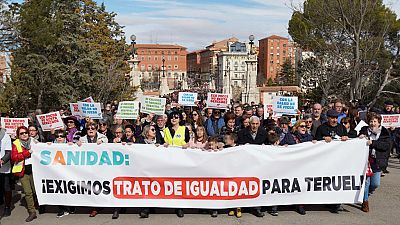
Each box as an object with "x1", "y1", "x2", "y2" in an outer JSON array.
[
  {"x1": 258, "y1": 35, "x2": 296, "y2": 83},
  {"x1": 134, "y1": 44, "x2": 188, "y2": 90}
]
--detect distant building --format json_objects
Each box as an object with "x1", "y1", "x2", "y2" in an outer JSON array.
[
  {"x1": 0, "y1": 54, "x2": 11, "y2": 83},
  {"x1": 187, "y1": 37, "x2": 239, "y2": 90},
  {"x1": 258, "y1": 35, "x2": 296, "y2": 83},
  {"x1": 134, "y1": 44, "x2": 188, "y2": 91}
]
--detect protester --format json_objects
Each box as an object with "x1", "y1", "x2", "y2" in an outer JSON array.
[
  {"x1": 11, "y1": 126, "x2": 38, "y2": 222},
  {"x1": 64, "y1": 116, "x2": 83, "y2": 143},
  {"x1": 359, "y1": 112, "x2": 391, "y2": 212},
  {"x1": 0, "y1": 125, "x2": 12, "y2": 218},
  {"x1": 98, "y1": 118, "x2": 114, "y2": 143},
  {"x1": 187, "y1": 126, "x2": 208, "y2": 149},
  {"x1": 205, "y1": 109, "x2": 225, "y2": 137},
  {"x1": 311, "y1": 103, "x2": 326, "y2": 137}
]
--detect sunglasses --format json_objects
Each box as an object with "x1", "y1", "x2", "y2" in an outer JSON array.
[
  {"x1": 56, "y1": 135, "x2": 65, "y2": 138},
  {"x1": 172, "y1": 116, "x2": 180, "y2": 119},
  {"x1": 299, "y1": 125, "x2": 307, "y2": 128},
  {"x1": 306, "y1": 121, "x2": 313, "y2": 123},
  {"x1": 150, "y1": 128, "x2": 156, "y2": 132},
  {"x1": 342, "y1": 122, "x2": 349, "y2": 125},
  {"x1": 87, "y1": 127, "x2": 97, "y2": 130},
  {"x1": 67, "y1": 121, "x2": 75, "y2": 124},
  {"x1": 19, "y1": 132, "x2": 28, "y2": 135},
  {"x1": 192, "y1": 113, "x2": 198, "y2": 116}
]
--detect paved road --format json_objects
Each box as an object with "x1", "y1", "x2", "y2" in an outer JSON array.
[{"x1": 1, "y1": 158, "x2": 400, "y2": 225}]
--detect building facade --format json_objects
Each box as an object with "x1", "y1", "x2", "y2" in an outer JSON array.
[
  {"x1": 187, "y1": 37, "x2": 239, "y2": 90},
  {"x1": 217, "y1": 41, "x2": 259, "y2": 103},
  {"x1": 258, "y1": 35, "x2": 296, "y2": 83},
  {"x1": 0, "y1": 54, "x2": 11, "y2": 83},
  {"x1": 134, "y1": 44, "x2": 188, "y2": 91}
]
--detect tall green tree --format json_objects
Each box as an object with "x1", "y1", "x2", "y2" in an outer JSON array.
[
  {"x1": 1, "y1": 0, "x2": 131, "y2": 116},
  {"x1": 275, "y1": 59, "x2": 297, "y2": 86},
  {"x1": 289, "y1": 0, "x2": 400, "y2": 106}
]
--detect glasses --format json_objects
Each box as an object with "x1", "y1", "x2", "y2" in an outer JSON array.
[
  {"x1": 87, "y1": 127, "x2": 97, "y2": 130},
  {"x1": 299, "y1": 125, "x2": 307, "y2": 128},
  {"x1": 192, "y1": 114, "x2": 198, "y2": 116},
  {"x1": 306, "y1": 120, "x2": 313, "y2": 123},
  {"x1": 150, "y1": 128, "x2": 156, "y2": 132},
  {"x1": 100, "y1": 123, "x2": 107, "y2": 126},
  {"x1": 67, "y1": 121, "x2": 75, "y2": 124},
  {"x1": 172, "y1": 116, "x2": 180, "y2": 119},
  {"x1": 19, "y1": 132, "x2": 28, "y2": 135},
  {"x1": 56, "y1": 135, "x2": 65, "y2": 138}
]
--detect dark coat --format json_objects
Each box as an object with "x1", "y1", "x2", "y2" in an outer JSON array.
[
  {"x1": 359, "y1": 126, "x2": 391, "y2": 172},
  {"x1": 237, "y1": 127, "x2": 267, "y2": 145},
  {"x1": 314, "y1": 123, "x2": 348, "y2": 141}
]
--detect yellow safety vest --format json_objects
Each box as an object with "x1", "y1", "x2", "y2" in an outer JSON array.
[
  {"x1": 12, "y1": 139, "x2": 24, "y2": 174},
  {"x1": 164, "y1": 126, "x2": 187, "y2": 147}
]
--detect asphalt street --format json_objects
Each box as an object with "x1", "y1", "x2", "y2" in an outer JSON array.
[{"x1": 1, "y1": 157, "x2": 399, "y2": 225}]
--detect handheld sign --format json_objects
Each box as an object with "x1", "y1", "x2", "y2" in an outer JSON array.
[
  {"x1": 178, "y1": 92, "x2": 198, "y2": 106},
  {"x1": 80, "y1": 96, "x2": 94, "y2": 103},
  {"x1": 381, "y1": 114, "x2": 400, "y2": 128},
  {"x1": 36, "y1": 111, "x2": 64, "y2": 131},
  {"x1": 0, "y1": 117, "x2": 29, "y2": 135},
  {"x1": 78, "y1": 102, "x2": 102, "y2": 119},
  {"x1": 116, "y1": 101, "x2": 140, "y2": 119},
  {"x1": 69, "y1": 103, "x2": 81, "y2": 117},
  {"x1": 140, "y1": 96, "x2": 166, "y2": 115},
  {"x1": 273, "y1": 96, "x2": 298, "y2": 115},
  {"x1": 206, "y1": 93, "x2": 229, "y2": 109}
]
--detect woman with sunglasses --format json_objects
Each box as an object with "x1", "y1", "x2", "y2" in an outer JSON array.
[
  {"x1": 64, "y1": 116, "x2": 83, "y2": 143},
  {"x1": 189, "y1": 110, "x2": 204, "y2": 130},
  {"x1": 78, "y1": 122, "x2": 108, "y2": 145},
  {"x1": 11, "y1": 126, "x2": 39, "y2": 222},
  {"x1": 163, "y1": 111, "x2": 190, "y2": 218}
]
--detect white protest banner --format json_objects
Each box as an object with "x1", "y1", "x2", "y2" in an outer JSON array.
[
  {"x1": 36, "y1": 112, "x2": 64, "y2": 131},
  {"x1": 116, "y1": 101, "x2": 139, "y2": 119},
  {"x1": 0, "y1": 117, "x2": 29, "y2": 135},
  {"x1": 80, "y1": 96, "x2": 94, "y2": 103},
  {"x1": 78, "y1": 102, "x2": 102, "y2": 119},
  {"x1": 381, "y1": 114, "x2": 400, "y2": 128},
  {"x1": 69, "y1": 103, "x2": 81, "y2": 117},
  {"x1": 206, "y1": 93, "x2": 229, "y2": 109},
  {"x1": 273, "y1": 96, "x2": 298, "y2": 115},
  {"x1": 32, "y1": 139, "x2": 368, "y2": 208},
  {"x1": 140, "y1": 96, "x2": 166, "y2": 115},
  {"x1": 178, "y1": 92, "x2": 198, "y2": 106}
]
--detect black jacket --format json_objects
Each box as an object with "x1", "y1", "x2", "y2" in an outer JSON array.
[
  {"x1": 237, "y1": 127, "x2": 267, "y2": 145},
  {"x1": 314, "y1": 123, "x2": 348, "y2": 141},
  {"x1": 359, "y1": 126, "x2": 391, "y2": 172}
]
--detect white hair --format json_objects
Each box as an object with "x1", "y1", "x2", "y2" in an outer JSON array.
[{"x1": 249, "y1": 116, "x2": 260, "y2": 123}]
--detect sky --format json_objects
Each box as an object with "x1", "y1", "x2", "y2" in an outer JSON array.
[{"x1": 99, "y1": 0, "x2": 400, "y2": 52}]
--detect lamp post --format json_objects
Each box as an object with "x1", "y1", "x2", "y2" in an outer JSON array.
[
  {"x1": 245, "y1": 35, "x2": 255, "y2": 103},
  {"x1": 130, "y1": 34, "x2": 136, "y2": 57},
  {"x1": 162, "y1": 58, "x2": 165, "y2": 78}
]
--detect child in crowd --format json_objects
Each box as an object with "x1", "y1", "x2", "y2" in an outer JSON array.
[
  {"x1": 223, "y1": 133, "x2": 237, "y2": 148},
  {"x1": 205, "y1": 136, "x2": 223, "y2": 151}
]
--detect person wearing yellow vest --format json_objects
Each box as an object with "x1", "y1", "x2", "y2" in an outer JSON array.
[
  {"x1": 11, "y1": 126, "x2": 38, "y2": 222},
  {"x1": 163, "y1": 111, "x2": 190, "y2": 218},
  {"x1": 164, "y1": 111, "x2": 190, "y2": 148}
]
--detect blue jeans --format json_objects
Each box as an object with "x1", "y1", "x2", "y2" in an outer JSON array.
[{"x1": 363, "y1": 171, "x2": 381, "y2": 201}]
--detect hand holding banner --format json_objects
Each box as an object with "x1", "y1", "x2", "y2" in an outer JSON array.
[{"x1": 36, "y1": 111, "x2": 64, "y2": 131}]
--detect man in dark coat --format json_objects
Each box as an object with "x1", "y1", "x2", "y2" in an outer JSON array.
[
  {"x1": 315, "y1": 109, "x2": 348, "y2": 142},
  {"x1": 237, "y1": 116, "x2": 267, "y2": 145}
]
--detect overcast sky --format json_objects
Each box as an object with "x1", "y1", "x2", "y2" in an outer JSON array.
[{"x1": 100, "y1": 0, "x2": 398, "y2": 51}]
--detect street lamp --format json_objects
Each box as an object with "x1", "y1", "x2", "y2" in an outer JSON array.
[
  {"x1": 249, "y1": 34, "x2": 255, "y2": 55},
  {"x1": 245, "y1": 34, "x2": 255, "y2": 103},
  {"x1": 130, "y1": 34, "x2": 136, "y2": 56},
  {"x1": 162, "y1": 58, "x2": 165, "y2": 78}
]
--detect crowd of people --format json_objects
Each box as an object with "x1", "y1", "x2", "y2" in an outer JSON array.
[{"x1": 0, "y1": 97, "x2": 399, "y2": 222}]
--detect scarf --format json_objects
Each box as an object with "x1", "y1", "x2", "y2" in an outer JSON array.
[
  {"x1": 87, "y1": 133, "x2": 98, "y2": 143},
  {"x1": 144, "y1": 138, "x2": 156, "y2": 144},
  {"x1": 67, "y1": 128, "x2": 77, "y2": 142},
  {"x1": 20, "y1": 138, "x2": 31, "y2": 150},
  {"x1": 368, "y1": 126, "x2": 382, "y2": 141}
]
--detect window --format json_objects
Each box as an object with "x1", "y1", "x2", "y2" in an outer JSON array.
[
  {"x1": 174, "y1": 65, "x2": 178, "y2": 69},
  {"x1": 154, "y1": 65, "x2": 159, "y2": 70},
  {"x1": 270, "y1": 46, "x2": 274, "y2": 49},
  {"x1": 140, "y1": 65, "x2": 145, "y2": 71},
  {"x1": 141, "y1": 56, "x2": 145, "y2": 60},
  {"x1": 234, "y1": 81, "x2": 238, "y2": 86},
  {"x1": 168, "y1": 65, "x2": 172, "y2": 69},
  {"x1": 168, "y1": 56, "x2": 171, "y2": 61},
  {"x1": 147, "y1": 65, "x2": 152, "y2": 70},
  {"x1": 270, "y1": 60, "x2": 274, "y2": 64},
  {"x1": 175, "y1": 56, "x2": 178, "y2": 61},
  {"x1": 155, "y1": 56, "x2": 158, "y2": 61},
  {"x1": 148, "y1": 56, "x2": 151, "y2": 61}
]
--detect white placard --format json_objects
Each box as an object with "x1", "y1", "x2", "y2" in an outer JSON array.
[{"x1": 36, "y1": 111, "x2": 64, "y2": 131}]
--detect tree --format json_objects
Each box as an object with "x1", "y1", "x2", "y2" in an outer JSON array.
[
  {"x1": 1, "y1": 0, "x2": 131, "y2": 116},
  {"x1": 289, "y1": 0, "x2": 400, "y2": 106},
  {"x1": 275, "y1": 59, "x2": 297, "y2": 86}
]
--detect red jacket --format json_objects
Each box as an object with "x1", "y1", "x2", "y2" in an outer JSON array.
[{"x1": 11, "y1": 142, "x2": 31, "y2": 177}]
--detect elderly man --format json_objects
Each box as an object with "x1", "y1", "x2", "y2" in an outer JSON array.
[
  {"x1": 333, "y1": 100, "x2": 346, "y2": 123},
  {"x1": 311, "y1": 103, "x2": 327, "y2": 137},
  {"x1": 236, "y1": 116, "x2": 267, "y2": 217}
]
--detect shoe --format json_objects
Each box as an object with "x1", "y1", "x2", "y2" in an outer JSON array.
[
  {"x1": 361, "y1": 201, "x2": 369, "y2": 212},
  {"x1": 228, "y1": 210, "x2": 235, "y2": 216},
  {"x1": 112, "y1": 210, "x2": 119, "y2": 219},
  {"x1": 139, "y1": 208, "x2": 149, "y2": 218},
  {"x1": 383, "y1": 169, "x2": 389, "y2": 174},
  {"x1": 89, "y1": 210, "x2": 98, "y2": 217},
  {"x1": 56, "y1": 210, "x2": 69, "y2": 218},
  {"x1": 381, "y1": 172, "x2": 386, "y2": 177},
  {"x1": 236, "y1": 208, "x2": 242, "y2": 218},
  {"x1": 211, "y1": 210, "x2": 218, "y2": 218},
  {"x1": 25, "y1": 212, "x2": 37, "y2": 222},
  {"x1": 269, "y1": 210, "x2": 278, "y2": 216},
  {"x1": 254, "y1": 208, "x2": 265, "y2": 217},
  {"x1": 69, "y1": 207, "x2": 76, "y2": 214},
  {"x1": 2, "y1": 207, "x2": 11, "y2": 217},
  {"x1": 38, "y1": 205, "x2": 45, "y2": 214},
  {"x1": 330, "y1": 205, "x2": 340, "y2": 214},
  {"x1": 176, "y1": 209, "x2": 184, "y2": 218},
  {"x1": 297, "y1": 206, "x2": 306, "y2": 215}
]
